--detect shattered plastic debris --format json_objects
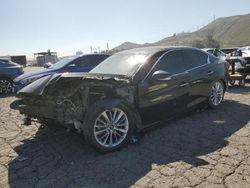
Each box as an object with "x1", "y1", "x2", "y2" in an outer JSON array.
[
  {"x1": 16, "y1": 156, "x2": 29, "y2": 162},
  {"x1": 130, "y1": 132, "x2": 144, "y2": 145}
]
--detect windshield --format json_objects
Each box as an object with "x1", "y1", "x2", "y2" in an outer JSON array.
[
  {"x1": 90, "y1": 53, "x2": 150, "y2": 76},
  {"x1": 49, "y1": 56, "x2": 78, "y2": 69}
]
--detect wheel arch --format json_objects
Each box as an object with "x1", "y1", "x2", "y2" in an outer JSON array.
[
  {"x1": 219, "y1": 78, "x2": 227, "y2": 91},
  {"x1": 87, "y1": 86, "x2": 143, "y2": 132},
  {"x1": 0, "y1": 75, "x2": 13, "y2": 81}
]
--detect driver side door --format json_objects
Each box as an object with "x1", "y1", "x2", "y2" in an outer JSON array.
[{"x1": 137, "y1": 50, "x2": 191, "y2": 125}]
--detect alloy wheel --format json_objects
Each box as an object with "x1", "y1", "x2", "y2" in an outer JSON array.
[
  {"x1": 93, "y1": 108, "x2": 129, "y2": 148},
  {"x1": 210, "y1": 81, "x2": 224, "y2": 106},
  {"x1": 0, "y1": 79, "x2": 12, "y2": 94}
]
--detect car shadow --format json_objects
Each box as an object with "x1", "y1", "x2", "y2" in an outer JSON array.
[
  {"x1": 8, "y1": 100, "x2": 250, "y2": 188},
  {"x1": 0, "y1": 93, "x2": 14, "y2": 99},
  {"x1": 9, "y1": 99, "x2": 24, "y2": 110},
  {"x1": 227, "y1": 82, "x2": 250, "y2": 94}
]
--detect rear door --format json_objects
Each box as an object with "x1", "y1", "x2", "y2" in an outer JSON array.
[
  {"x1": 137, "y1": 50, "x2": 191, "y2": 125},
  {"x1": 183, "y1": 49, "x2": 217, "y2": 108}
]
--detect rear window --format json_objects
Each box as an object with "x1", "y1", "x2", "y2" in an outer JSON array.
[
  {"x1": 183, "y1": 49, "x2": 208, "y2": 69},
  {"x1": 208, "y1": 54, "x2": 219, "y2": 64},
  {"x1": 153, "y1": 50, "x2": 186, "y2": 74}
]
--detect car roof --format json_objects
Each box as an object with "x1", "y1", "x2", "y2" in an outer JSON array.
[
  {"x1": 78, "y1": 53, "x2": 110, "y2": 57},
  {"x1": 221, "y1": 47, "x2": 239, "y2": 50},
  {"x1": 202, "y1": 48, "x2": 215, "y2": 51},
  {"x1": 117, "y1": 46, "x2": 200, "y2": 55},
  {"x1": 60, "y1": 54, "x2": 109, "y2": 60}
]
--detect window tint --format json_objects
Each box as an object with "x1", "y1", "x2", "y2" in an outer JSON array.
[
  {"x1": 73, "y1": 55, "x2": 108, "y2": 67},
  {"x1": 209, "y1": 54, "x2": 219, "y2": 64},
  {"x1": 93, "y1": 55, "x2": 109, "y2": 65},
  {"x1": 207, "y1": 50, "x2": 213, "y2": 54},
  {"x1": 0, "y1": 61, "x2": 9, "y2": 67},
  {"x1": 153, "y1": 50, "x2": 187, "y2": 75},
  {"x1": 0, "y1": 62, "x2": 4, "y2": 67},
  {"x1": 183, "y1": 49, "x2": 208, "y2": 69}
]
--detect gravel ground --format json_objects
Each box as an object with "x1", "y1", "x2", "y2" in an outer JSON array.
[
  {"x1": 0, "y1": 76, "x2": 250, "y2": 188},
  {"x1": 23, "y1": 66, "x2": 43, "y2": 73}
]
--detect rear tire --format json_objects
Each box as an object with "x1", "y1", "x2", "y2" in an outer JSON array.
[
  {"x1": 239, "y1": 79, "x2": 245, "y2": 86},
  {"x1": 208, "y1": 80, "x2": 225, "y2": 109},
  {"x1": 229, "y1": 80, "x2": 235, "y2": 86},
  {"x1": 83, "y1": 99, "x2": 134, "y2": 153}
]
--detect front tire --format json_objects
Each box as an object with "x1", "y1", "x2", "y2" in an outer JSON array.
[
  {"x1": 83, "y1": 99, "x2": 134, "y2": 153},
  {"x1": 0, "y1": 78, "x2": 13, "y2": 94},
  {"x1": 208, "y1": 80, "x2": 225, "y2": 109}
]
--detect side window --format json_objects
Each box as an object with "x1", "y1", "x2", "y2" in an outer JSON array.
[
  {"x1": 209, "y1": 54, "x2": 219, "y2": 64},
  {"x1": 183, "y1": 49, "x2": 208, "y2": 69},
  {"x1": 69, "y1": 57, "x2": 82, "y2": 67},
  {"x1": 197, "y1": 50, "x2": 208, "y2": 64},
  {"x1": 153, "y1": 50, "x2": 186, "y2": 75},
  {"x1": 74, "y1": 56, "x2": 91, "y2": 67},
  {"x1": 0, "y1": 61, "x2": 8, "y2": 67},
  {"x1": 74, "y1": 55, "x2": 108, "y2": 67},
  {"x1": 90, "y1": 55, "x2": 109, "y2": 67}
]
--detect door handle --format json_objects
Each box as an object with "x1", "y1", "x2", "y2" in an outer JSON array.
[
  {"x1": 180, "y1": 82, "x2": 189, "y2": 87},
  {"x1": 207, "y1": 71, "x2": 214, "y2": 76}
]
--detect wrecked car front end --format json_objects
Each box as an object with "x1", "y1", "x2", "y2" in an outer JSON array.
[{"x1": 17, "y1": 72, "x2": 137, "y2": 130}]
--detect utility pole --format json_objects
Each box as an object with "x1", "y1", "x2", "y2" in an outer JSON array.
[
  {"x1": 106, "y1": 43, "x2": 109, "y2": 51},
  {"x1": 90, "y1": 45, "x2": 93, "y2": 53}
]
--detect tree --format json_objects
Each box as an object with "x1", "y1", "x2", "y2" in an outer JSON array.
[
  {"x1": 191, "y1": 40, "x2": 205, "y2": 48},
  {"x1": 191, "y1": 35, "x2": 220, "y2": 49},
  {"x1": 203, "y1": 35, "x2": 220, "y2": 48}
]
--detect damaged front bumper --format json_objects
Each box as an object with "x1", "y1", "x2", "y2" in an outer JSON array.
[{"x1": 16, "y1": 72, "x2": 135, "y2": 128}]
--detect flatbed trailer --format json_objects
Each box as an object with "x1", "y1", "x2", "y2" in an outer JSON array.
[{"x1": 227, "y1": 57, "x2": 247, "y2": 86}]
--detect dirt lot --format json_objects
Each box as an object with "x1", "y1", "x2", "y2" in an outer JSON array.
[
  {"x1": 0, "y1": 68, "x2": 250, "y2": 187},
  {"x1": 24, "y1": 66, "x2": 43, "y2": 72}
]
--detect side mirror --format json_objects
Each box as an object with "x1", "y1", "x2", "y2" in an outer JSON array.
[
  {"x1": 151, "y1": 70, "x2": 171, "y2": 81},
  {"x1": 43, "y1": 62, "x2": 52, "y2": 68}
]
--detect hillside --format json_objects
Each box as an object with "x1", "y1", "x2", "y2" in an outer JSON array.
[
  {"x1": 112, "y1": 13, "x2": 250, "y2": 51},
  {"x1": 195, "y1": 14, "x2": 250, "y2": 47},
  {"x1": 111, "y1": 42, "x2": 142, "y2": 52}
]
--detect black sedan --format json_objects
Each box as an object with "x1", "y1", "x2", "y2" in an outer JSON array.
[
  {"x1": 16, "y1": 47, "x2": 228, "y2": 152},
  {"x1": 0, "y1": 59, "x2": 24, "y2": 94}
]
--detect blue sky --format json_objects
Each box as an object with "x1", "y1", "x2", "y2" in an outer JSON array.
[{"x1": 0, "y1": 0, "x2": 250, "y2": 58}]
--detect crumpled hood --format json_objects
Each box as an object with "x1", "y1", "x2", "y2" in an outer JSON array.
[
  {"x1": 17, "y1": 72, "x2": 130, "y2": 97},
  {"x1": 14, "y1": 68, "x2": 57, "y2": 82}
]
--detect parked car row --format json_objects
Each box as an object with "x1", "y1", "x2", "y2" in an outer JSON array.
[
  {"x1": 0, "y1": 59, "x2": 24, "y2": 94},
  {"x1": 203, "y1": 47, "x2": 250, "y2": 75},
  {"x1": 16, "y1": 46, "x2": 228, "y2": 152},
  {"x1": 0, "y1": 54, "x2": 110, "y2": 95},
  {"x1": 13, "y1": 54, "x2": 110, "y2": 93}
]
